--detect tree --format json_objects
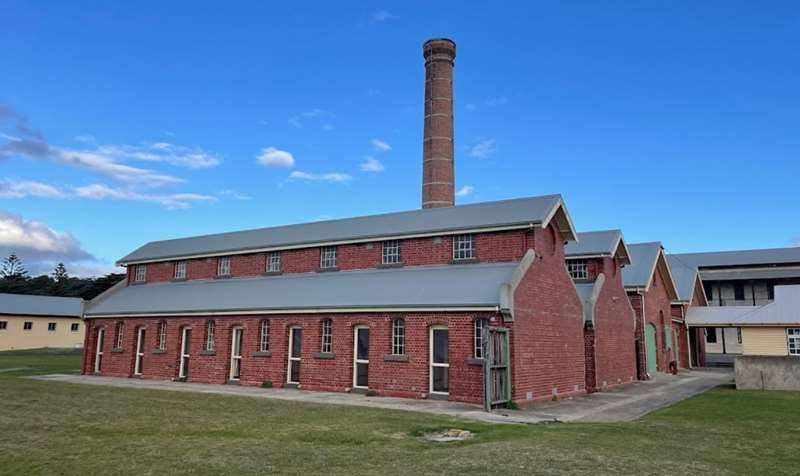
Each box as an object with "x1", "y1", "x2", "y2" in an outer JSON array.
[
  {"x1": 52, "y1": 262, "x2": 69, "y2": 282},
  {"x1": 0, "y1": 253, "x2": 28, "y2": 279}
]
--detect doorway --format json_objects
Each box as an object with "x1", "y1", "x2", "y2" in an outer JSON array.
[
  {"x1": 645, "y1": 323, "x2": 658, "y2": 375},
  {"x1": 133, "y1": 327, "x2": 146, "y2": 376},
  {"x1": 429, "y1": 326, "x2": 449, "y2": 395},
  {"x1": 353, "y1": 326, "x2": 369, "y2": 389},
  {"x1": 229, "y1": 327, "x2": 243, "y2": 382},
  {"x1": 179, "y1": 327, "x2": 191, "y2": 379},
  {"x1": 94, "y1": 328, "x2": 105, "y2": 373},
  {"x1": 287, "y1": 327, "x2": 302, "y2": 384}
]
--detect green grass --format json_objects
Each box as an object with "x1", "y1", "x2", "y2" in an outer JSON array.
[{"x1": 1, "y1": 352, "x2": 798, "y2": 475}]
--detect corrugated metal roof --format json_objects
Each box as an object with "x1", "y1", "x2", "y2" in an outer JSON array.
[
  {"x1": 118, "y1": 195, "x2": 576, "y2": 265},
  {"x1": 565, "y1": 230, "x2": 628, "y2": 262},
  {"x1": 686, "y1": 285, "x2": 800, "y2": 326},
  {"x1": 622, "y1": 242, "x2": 662, "y2": 289},
  {"x1": 666, "y1": 255, "x2": 700, "y2": 303},
  {"x1": 84, "y1": 262, "x2": 518, "y2": 317},
  {"x1": 699, "y1": 267, "x2": 800, "y2": 281},
  {"x1": 0, "y1": 293, "x2": 83, "y2": 317},
  {"x1": 672, "y1": 247, "x2": 800, "y2": 269}
]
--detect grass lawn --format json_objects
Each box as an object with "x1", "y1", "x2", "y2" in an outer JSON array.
[{"x1": 1, "y1": 352, "x2": 798, "y2": 475}]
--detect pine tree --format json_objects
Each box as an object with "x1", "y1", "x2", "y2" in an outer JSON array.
[
  {"x1": 52, "y1": 262, "x2": 69, "y2": 282},
  {"x1": 0, "y1": 253, "x2": 28, "y2": 279}
]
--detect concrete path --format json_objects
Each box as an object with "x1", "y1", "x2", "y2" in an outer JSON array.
[{"x1": 31, "y1": 368, "x2": 732, "y2": 425}]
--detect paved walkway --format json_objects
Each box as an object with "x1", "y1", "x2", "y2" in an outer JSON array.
[{"x1": 32, "y1": 368, "x2": 732, "y2": 425}]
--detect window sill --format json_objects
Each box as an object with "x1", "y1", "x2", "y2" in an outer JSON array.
[
  {"x1": 450, "y1": 258, "x2": 479, "y2": 265},
  {"x1": 313, "y1": 352, "x2": 336, "y2": 360},
  {"x1": 383, "y1": 354, "x2": 408, "y2": 362},
  {"x1": 377, "y1": 263, "x2": 403, "y2": 269},
  {"x1": 261, "y1": 271, "x2": 283, "y2": 277},
  {"x1": 152, "y1": 349, "x2": 167, "y2": 354},
  {"x1": 199, "y1": 350, "x2": 216, "y2": 356},
  {"x1": 111, "y1": 348, "x2": 124, "y2": 353},
  {"x1": 316, "y1": 267, "x2": 340, "y2": 273},
  {"x1": 253, "y1": 351, "x2": 272, "y2": 357},
  {"x1": 465, "y1": 358, "x2": 484, "y2": 366}
]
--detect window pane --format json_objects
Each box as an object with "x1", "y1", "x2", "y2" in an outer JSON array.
[
  {"x1": 357, "y1": 328, "x2": 369, "y2": 360},
  {"x1": 356, "y1": 362, "x2": 369, "y2": 387},
  {"x1": 290, "y1": 360, "x2": 300, "y2": 383},
  {"x1": 433, "y1": 329, "x2": 448, "y2": 363},
  {"x1": 432, "y1": 366, "x2": 448, "y2": 393},
  {"x1": 291, "y1": 329, "x2": 302, "y2": 358}
]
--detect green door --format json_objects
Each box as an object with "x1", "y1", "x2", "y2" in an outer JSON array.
[{"x1": 645, "y1": 324, "x2": 658, "y2": 375}]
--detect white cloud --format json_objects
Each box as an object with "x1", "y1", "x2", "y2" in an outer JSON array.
[
  {"x1": 94, "y1": 142, "x2": 221, "y2": 169},
  {"x1": 256, "y1": 147, "x2": 295, "y2": 168},
  {"x1": 455, "y1": 185, "x2": 474, "y2": 197},
  {"x1": 371, "y1": 139, "x2": 391, "y2": 152},
  {"x1": 372, "y1": 10, "x2": 396, "y2": 22},
  {"x1": 485, "y1": 96, "x2": 508, "y2": 107},
  {"x1": 468, "y1": 138, "x2": 497, "y2": 159},
  {"x1": 360, "y1": 156, "x2": 385, "y2": 172},
  {"x1": 75, "y1": 184, "x2": 217, "y2": 210},
  {"x1": 0, "y1": 209, "x2": 99, "y2": 275},
  {"x1": 289, "y1": 171, "x2": 353, "y2": 183},
  {"x1": 288, "y1": 109, "x2": 335, "y2": 128},
  {"x1": 0, "y1": 179, "x2": 64, "y2": 199},
  {"x1": 218, "y1": 189, "x2": 253, "y2": 200},
  {"x1": 791, "y1": 237, "x2": 800, "y2": 247},
  {"x1": 465, "y1": 103, "x2": 477, "y2": 112}
]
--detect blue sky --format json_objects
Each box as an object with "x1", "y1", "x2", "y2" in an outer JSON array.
[{"x1": 1, "y1": 1, "x2": 798, "y2": 276}]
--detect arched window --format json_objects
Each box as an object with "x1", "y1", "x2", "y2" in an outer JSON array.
[
  {"x1": 157, "y1": 321, "x2": 167, "y2": 350},
  {"x1": 205, "y1": 320, "x2": 216, "y2": 351},
  {"x1": 320, "y1": 319, "x2": 333, "y2": 353},
  {"x1": 474, "y1": 318, "x2": 489, "y2": 358},
  {"x1": 391, "y1": 319, "x2": 405, "y2": 355},
  {"x1": 259, "y1": 319, "x2": 271, "y2": 352}
]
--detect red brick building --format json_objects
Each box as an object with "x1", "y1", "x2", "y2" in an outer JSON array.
[
  {"x1": 82, "y1": 195, "x2": 588, "y2": 407},
  {"x1": 565, "y1": 230, "x2": 637, "y2": 392},
  {"x1": 666, "y1": 255, "x2": 708, "y2": 368},
  {"x1": 623, "y1": 242, "x2": 680, "y2": 379}
]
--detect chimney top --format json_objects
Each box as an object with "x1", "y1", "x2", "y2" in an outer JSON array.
[{"x1": 423, "y1": 38, "x2": 456, "y2": 63}]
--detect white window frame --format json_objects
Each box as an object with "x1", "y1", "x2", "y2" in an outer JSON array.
[
  {"x1": 70, "y1": 323, "x2": 80, "y2": 332},
  {"x1": 320, "y1": 246, "x2": 337, "y2": 269},
  {"x1": 217, "y1": 256, "x2": 231, "y2": 277},
  {"x1": 452, "y1": 234, "x2": 475, "y2": 261},
  {"x1": 48, "y1": 322, "x2": 57, "y2": 332},
  {"x1": 174, "y1": 261, "x2": 187, "y2": 280},
  {"x1": 134, "y1": 264, "x2": 146, "y2": 282},
  {"x1": 287, "y1": 326, "x2": 302, "y2": 384},
  {"x1": 382, "y1": 240, "x2": 401, "y2": 265},
  {"x1": 788, "y1": 328, "x2": 800, "y2": 356},
  {"x1": 134, "y1": 327, "x2": 146, "y2": 376},
  {"x1": 259, "y1": 319, "x2": 271, "y2": 352},
  {"x1": 429, "y1": 326, "x2": 449, "y2": 395},
  {"x1": 353, "y1": 326, "x2": 369, "y2": 389},
  {"x1": 94, "y1": 328, "x2": 105, "y2": 373},
  {"x1": 321, "y1": 319, "x2": 333, "y2": 353},
  {"x1": 567, "y1": 259, "x2": 589, "y2": 280},
  {"x1": 157, "y1": 322, "x2": 167, "y2": 350},
  {"x1": 267, "y1": 252, "x2": 281, "y2": 273},
  {"x1": 391, "y1": 319, "x2": 405, "y2": 356},
  {"x1": 205, "y1": 321, "x2": 216, "y2": 351},
  {"x1": 474, "y1": 318, "x2": 489, "y2": 359},
  {"x1": 229, "y1": 327, "x2": 243, "y2": 381},
  {"x1": 115, "y1": 322, "x2": 124, "y2": 349}
]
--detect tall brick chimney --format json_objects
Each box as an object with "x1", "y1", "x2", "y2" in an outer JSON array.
[{"x1": 421, "y1": 38, "x2": 456, "y2": 209}]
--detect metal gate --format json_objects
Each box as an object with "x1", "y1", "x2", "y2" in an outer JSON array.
[{"x1": 483, "y1": 327, "x2": 511, "y2": 411}]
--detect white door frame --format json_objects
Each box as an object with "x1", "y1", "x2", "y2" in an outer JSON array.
[
  {"x1": 134, "y1": 327, "x2": 146, "y2": 376},
  {"x1": 229, "y1": 327, "x2": 243, "y2": 381},
  {"x1": 287, "y1": 326, "x2": 302, "y2": 384},
  {"x1": 179, "y1": 327, "x2": 191, "y2": 379},
  {"x1": 353, "y1": 326, "x2": 369, "y2": 389},
  {"x1": 94, "y1": 328, "x2": 105, "y2": 373},
  {"x1": 429, "y1": 326, "x2": 449, "y2": 395}
]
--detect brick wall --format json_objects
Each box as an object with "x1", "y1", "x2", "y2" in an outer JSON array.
[
  {"x1": 628, "y1": 264, "x2": 677, "y2": 376},
  {"x1": 584, "y1": 327, "x2": 597, "y2": 393},
  {"x1": 83, "y1": 312, "x2": 494, "y2": 404},
  {"x1": 592, "y1": 257, "x2": 637, "y2": 388},
  {"x1": 129, "y1": 229, "x2": 530, "y2": 285},
  {"x1": 509, "y1": 224, "x2": 585, "y2": 405}
]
